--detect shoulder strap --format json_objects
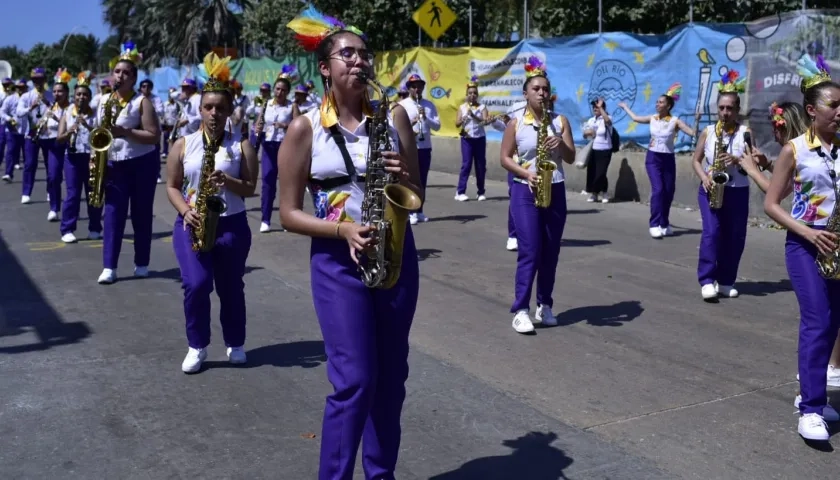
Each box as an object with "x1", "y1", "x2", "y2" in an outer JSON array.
[{"x1": 328, "y1": 125, "x2": 357, "y2": 178}]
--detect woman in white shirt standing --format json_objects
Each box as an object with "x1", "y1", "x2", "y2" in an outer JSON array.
[
  {"x1": 690, "y1": 71, "x2": 750, "y2": 301},
  {"x1": 56, "y1": 72, "x2": 102, "y2": 243},
  {"x1": 166, "y1": 52, "x2": 258, "y2": 373},
  {"x1": 583, "y1": 98, "x2": 614, "y2": 203},
  {"x1": 254, "y1": 66, "x2": 295, "y2": 233},
  {"x1": 500, "y1": 56, "x2": 576, "y2": 334},
  {"x1": 619, "y1": 83, "x2": 697, "y2": 238},
  {"x1": 41, "y1": 70, "x2": 72, "y2": 222},
  {"x1": 454, "y1": 75, "x2": 490, "y2": 201},
  {"x1": 96, "y1": 42, "x2": 162, "y2": 284}
]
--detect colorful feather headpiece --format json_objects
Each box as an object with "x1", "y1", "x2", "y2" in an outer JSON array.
[
  {"x1": 797, "y1": 54, "x2": 832, "y2": 93},
  {"x1": 664, "y1": 82, "x2": 682, "y2": 101},
  {"x1": 768, "y1": 102, "x2": 786, "y2": 128},
  {"x1": 287, "y1": 4, "x2": 366, "y2": 52},
  {"x1": 276, "y1": 64, "x2": 297, "y2": 82},
  {"x1": 717, "y1": 70, "x2": 746, "y2": 94},
  {"x1": 467, "y1": 75, "x2": 479, "y2": 89},
  {"x1": 109, "y1": 41, "x2": 142, "y2": 70},
  {"x1": 75, "y1": 72, "x2": 93, "y2": 88},
  {"x1": 524, "y1": 56, "x2": 546, "y2": 79},
  {"x1": 201, "y1": 52, "x2": 232, "y2": 93},
  {"x1": 54, "y1": 68, "x2": 72, "y2": 85}
]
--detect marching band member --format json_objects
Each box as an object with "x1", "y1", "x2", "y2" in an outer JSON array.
[
  {"x1": 691, "y1": 71, "x2": 750, "y2": 301},
  {"x1": 175, "y1": 78, "x2": 201, "y2": 142},
  {"x1": 229, "y1": 79, "x2": 249, "y2": 139},
  {"x1": 582, "y1": 98, "x2": 614, "y2": 203},
  {"x1": 139, "y1": 79, "x2": 165, "y2": 183},
  {"x1": 619, "y1": 83, "x2": 697, "y2": 238},
  {"x1": 292, "y1": 84, "x2": 316, "y2": 117},
  {"x1": 90, "y1": 79, "x2": 111, "y2": 111},
  {"x1": 763, "y1": 60, "x2": 840, "y2": 441},
  {"x1": 16, "y1": 67, "x2": 54, "y2": 205},
  {"x1": 254, "y1": 66, "x2": 295, "y2": 233},
  {"x1": 305, "y1": 79, "x2": 321, "y2": 106},
  {"x1": 56, "y1": 72, "x2": 102, "y2": 243},
  {"x1": 0, "y1": 78, "x2": 10, "y2": 175},
  {"x1": 500, "y1": 56, "x2": 575, "y2": 334},
  {"x1": 40, "y1": 69, "x2": 73, "y2": 220},
  {"x1": 166, "y1": 53, "x2": 258, "y2": 373},
  {"x1": 399, "y1": 74, "x2": 440, "y2": 224},
  {"x1": 1, "y1": 78, "x2": 24, "y2": 182},
  {"x1": 244, "y1": 82, "x2": 271, "y2": 147},
  {"x1": 162, "y1": 87, "x2": 181, "y2": 157},
  {"x1": 95, "y1": 42, "x2": 161, "y2": 284},
  {"x1": 280, "y1": 6, "x2": 422, "y2": 478},
  {"x1": 454, "y1": 75, "x2": 490, "y2": 202}
]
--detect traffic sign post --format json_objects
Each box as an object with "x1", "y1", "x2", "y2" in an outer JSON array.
[{"x1": 412, "y1": 0, "x2": 458, "y2": 42}]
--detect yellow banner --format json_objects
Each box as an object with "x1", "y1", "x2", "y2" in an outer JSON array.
[{"x1": 374, "y1": 46, "x2": 518, "y2": 138}]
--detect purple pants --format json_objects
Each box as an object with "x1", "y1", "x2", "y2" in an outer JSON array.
[
  {"x1": 102, "y1": 151, "x2": 158, "y2": 270},
  {"x1": 23, "y1": 138, "x2": 65, "y2": 211},
  {"x1": 310, "y1": 229, "x2": 419, "y2": 480},
  {"x1": 162, "y1": 127, "x2": 171, "y2": 156},
  {"x1": 646, "y1": 150, "x2": 676, "y2": 228},
  {"x1": 154, "y1": 144, "x2": 162, "y2": 179},
  {"x1": 697, "y1": 185, "x2": 749, "y2": 287},
  {"x1": 0, "y1": 126, "x2": 5, "y2": 167},
  {"x1": 173, "y1": 212, "x2": 252, "y2": 349},
  {"x1": 61, "y1": 152, "x2": 102, "y2": 235},
  {"x1": 786, "y1": 230, "x2": 840, "y2": 416},
  {"x1": 457, "y1": 136, "x2": 486, "y2": 196},
  {"x1": 507, "y1": 172, "x2": 516, "y2": 238},
  {"x1": 260, "y1": 140, "x2": 281, "y2": 224},
  {"x1": 510, "y1": 182, "x2": 567, "y2": 312},
  {"x1": 4, "y1": 132, "x2": 22, "y2": 178},
  {"x1": 417, "y1": 148, "x2": 432, "y2": 214}
]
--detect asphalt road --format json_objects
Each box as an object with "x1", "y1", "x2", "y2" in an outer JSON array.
[{"x1": 0, "y1": 157, "x2": 837, "y2": 479}]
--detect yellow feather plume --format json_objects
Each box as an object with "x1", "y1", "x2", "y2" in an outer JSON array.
[
  {"x1": 286, "y1": 18, "x2": 332, "y2": 39},
  {"x1": 203, "y1": 52, "x2": 231, "y2": 83}
]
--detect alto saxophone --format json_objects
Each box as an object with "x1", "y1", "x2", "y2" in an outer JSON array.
[
  {"x1": 356, "y1": 71, "x2": 422, "y2": 289},
  {"x1": 707, "y1": 121, "x2": 730, "y2": 210},
  {"x1": 191, "y1": 131, "x2": 228, "y2": 252},
  {"x1": 533, "y1": 97, "x2": 558, "y2": 208},
  {"x1": 414, "y1": 92, "x2": 426, "y2": 142},
  {"x1": 88, "y1": 93, "x2": 121, "y2": 208}
]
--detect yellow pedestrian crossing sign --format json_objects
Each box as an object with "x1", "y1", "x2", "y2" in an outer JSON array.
[{"x1": 413, "y1": 0, "x2": 458, "y2": 41}]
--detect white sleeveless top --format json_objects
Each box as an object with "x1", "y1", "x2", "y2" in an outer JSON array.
[
  {"x1": 43, "y1": 104, "x2": 68, "y2": 140},
  {"x1": 181, "y1": 130, "x2": 247, "y2": 217},
  {"x1": 65, "y1": 106, "x2": 97, "y2": 154},
  {"x1": 306, "y1": 107, "x2": 400, "y2": 225},
  {"x1": 459, "y1": 103, "x2": 488, "y2": 138},
  {"x1": 97, "y1": 92, "x2": 156, "y2": 161},
  {"x1": 262, "y1": 99, "x2": 295, "y2": 143},
  {"x1": 789, "y1": 132, "x2": 840, "y2": 226},
  {"x1": 649, "y1": 115, "x2": 677, "y2": 153},
  {"x1": 702, "y1": 123, "x2": 749, "y2": 188},
  {"x1": 512, "y1": 109, "x2": 566, "y2": 185}
]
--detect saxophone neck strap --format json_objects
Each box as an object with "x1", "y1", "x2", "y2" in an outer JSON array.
[{"x1": 309, "y1": 124, "x2": 366, "y2": 192}]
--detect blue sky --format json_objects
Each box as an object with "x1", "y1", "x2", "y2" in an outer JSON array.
[{"x1": 1, "y1": 0, "x2": 110, "y2": 51}]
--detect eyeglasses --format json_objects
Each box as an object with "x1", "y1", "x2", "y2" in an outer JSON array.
[{"x1": 330, "y1": 47, "x2": 375, "y2": 64}]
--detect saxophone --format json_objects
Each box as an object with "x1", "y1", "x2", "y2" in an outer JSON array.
[
  {"x1": 356, "y1": 71, "x2": 422, "y2": 289},
  {"x1": 191, "y1": 131, "x2": 228, "y2": 252},
  {"x1": 88, "y1": 93, "x2": 120, "y2": 208},
  {"x1": 707, "y1": 121, "x2": 730, "y2": 210},
  {"x1": 533, "y1": 97, "x2": 558, "y2": 208},
  {"x1": 414, "y1": 92, "x2": 426, "y2": 142}
]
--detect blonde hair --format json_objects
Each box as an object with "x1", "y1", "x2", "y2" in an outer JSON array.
[{"x1": 776, "y1": 102, "x2": 809, "y2": 143}]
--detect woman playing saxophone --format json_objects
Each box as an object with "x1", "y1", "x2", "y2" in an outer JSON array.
[
  {"x1": 690, "y1": 70, "x2": 750, "y2": 301},
  {"x1": 764, "y1": 59, "x2": 840, "y2": 442},
  {"x1": 499, "y1": 56, "x2": 575, "y2": 334},
  {"x1": 165, "y1": 52, "x2": 258, "y2": 373},
  {"x1": 279, "y1": 6, "x2": 422, "y2": 478}
]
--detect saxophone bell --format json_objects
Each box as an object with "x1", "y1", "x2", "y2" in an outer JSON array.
[
  {"x1": 88, "y1": 126, "x2": 113, "y2": 208},
  {"x1": 195, "y1": 195, "x2": 228, "y2": 253}
]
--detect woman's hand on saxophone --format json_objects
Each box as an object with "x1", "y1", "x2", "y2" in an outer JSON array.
[
  {"x1": 525, "y1": 171, "x2": 539, "y2": 189},
  {"x1": 208, "y1": 170, "x2": 226, "y2": 188},
  {"x1": 543, "y1": 135, "x2": 561, "y2": 153},
  {"x1": 700, "y1": 174, "x2": 714, "y2": 193},
  {"x1": 381, "y1": 151, "x2": 410, "y2": 179},
  {"x1": 806, "y1": 229, "x2": 839, "y2": 256},
  {"x1": 182, "y1": 208, "x2": 202, "y2": 230},
  {"x1": 338, "y1": 222, "x2": 374, "y2": 265}
]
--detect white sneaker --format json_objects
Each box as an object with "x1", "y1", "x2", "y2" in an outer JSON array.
[
  {"x1": 46, "y1": 193, "x2": 50, "y2": 202},
  {"x1": 227, "y1": 346, "x2": 247, "y2": 364},
  {"x1": 506, "y1": 237, "x2": 518, "y2": 251},
  {"x1": 649, "y1": 227, "x2": 663, "y2": 239},
  {"x1": 536, "y1": 305, "x2": 558, "y2": 327},
  {"x1": 97, "y1": 268, "x2": 116, "y2": 284},
  {"x1": 586, "y1": 194, "x2": 597, "y2": 203},
  {"x1": 717, "y1": 285, "x2": 739, "y2": 298},
  {"x1": 61, "y1": 233, "x2": 77, "y2": 243},
  {"x1": 134, "y1": 266, "x2": 149, "y2": 278},
  {"x1": 182, "y1": 347, "x2": 207, "y2": 373},
  {"x1": 600, "y1": 196, "x2": 609, "y2": 204},
  {"x1": 701, "y1": 284, "x2": 717, "y2": 300},
  {"x1": 660, "y1": 226, "x2": 673, "y2": 236},
  {"x1": 794, "y1": 394, "x2": 840, "y2": 422},
  {"x1": 21, "y1": 195, "x2": 30, "y2": 204},
  {"x1": 47, "y1": 211, "x2": 58, "y2": 222},
  {"x1": 454, "y1": 193, "x2": 469, "y2": 202},
  {"x1": 87, "y1": 231, "x2": 102, "y2": 240},
  {"x1": 156, "y1": 177, "x2": 162, "y2": 184},
  {"x1": 798, "y1": 413, "x2": 830, "y2": 441},
  {"x1": 14, "y1": 163, "x2": 20, "y2": 170},
  {"x1": 828, "y1": 365, "x2": 840, "y2": 388},
  {"x1": 477, "y1": 195, "x2": 486, "y2": 201},
  {"x1": 1, "y1": 174, "x2": 10, "y2": 183},
  {"x1": 409, "y1": 213, "x2": 418, "y2": 225},
  {"x1": 259, "y1": 222, "x2": 270, "y2": 233},
  {"x1": 418, "y1": 213, "x2": 429, "y2": 222},
  {"x1": 512, "y1": 310, "x2": 535, "y2": 333},
  {"x1": 580, "y1": 190, "x2": 588, "y2": 195}
]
